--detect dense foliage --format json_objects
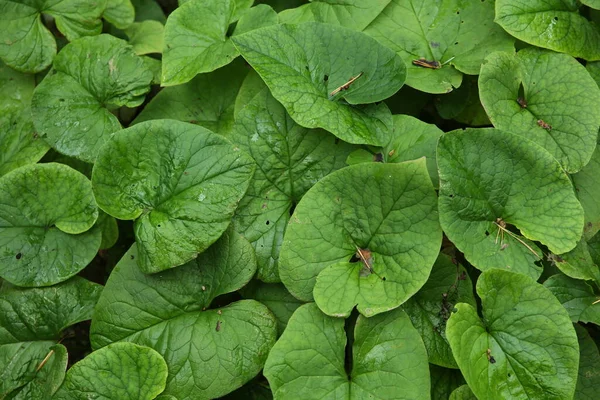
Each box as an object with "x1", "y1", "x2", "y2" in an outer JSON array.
[{"x1": 1, "y1": 0, "x2": 600, "y2": 399}]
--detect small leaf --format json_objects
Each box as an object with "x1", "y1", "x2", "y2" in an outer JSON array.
[
  {"x1": 403, "y1": 254, "x2": 476, "y2": 368},
  {"x1": 264, "y1": 303, "x2": 430, "y2": 399},
  {"x1": 231, "y1": 88, "x2": 355, "y2": 282},
  {"x1": 446, "y1": 269, "x2": 579, "y2": 400},
  {"x1": 437, "y1": 128, "x2": 584, "y2": 279},
  {"x1": 479, "y1": 49, "x2": 600, "y2": 173},
  {"x1": 103, "y1": 0, "x2": 135, "y2": 29},
  {"x1": 90, "y1": 233, "x2": 277, "y2": 399},
  {"x1": 449, "y1": 385, "x2": 477, "y2": 400},
  {"x1": 92, "y1": 120, "x2": 255, "y2": 273},
  {"x1": 279, "y1": 0, "x2": 390, "y2": 30},
  {"x1": 134, "y1": 60, "x2": 249, "y2": 135},
  {"x1": 232, "y1": 22, "x2": 405, "y2": 146},
  {"x1": 124, "y1": 20, "x2": 164, "y2": 55},
  {"x1": 495, "y1": 0, "x2": 600, "y2": 60},
  {"x1": 279, "y1": 160, "x2": 442, "y2": 317},
  {"x1": 549, "y1": 239, "x2": 600, "y2": 283},
  {"x1": 0, "y1": 163, "x2": 100, "y2": 286},
  {"x1": 161, "y1": 0, "x2": 253, "y2": 86},
  {"x1": 0, "y1": 0, "x2": 106, "y2": 73},
  {"x1": 364, "y1": 0, "x2": 514, "y2": 93},
  {"x1": 543, "y1": 274, "x2": 600, "y2": 325},
  {"x1": 233, "y1": 4, "x2": 279, "y2": 36},
  {"x1": 53, "y1": 343, "x2": 168, "y2": 400},
  {"x1": 31, "y1": 34, "x2": 153, "y2": 163}
]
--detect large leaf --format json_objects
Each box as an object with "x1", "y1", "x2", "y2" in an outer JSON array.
[
  {"x1": 364, "y1": 0, "x2": 514, "y2": 94},
  {"x1": 543, "y1": 274, "x2": 600, "y2": 325},
  {"x1": 90, "y1": 232, "x2": 278, "y2": 400},
  {"x1": 495, "y1": 0, "x2": 600, "y2": 60},
  {"x1": 446, "y1": 269, "x2": 580, "y2": 400},
  {"x1": 264, "y1": 303, "x2": 430, "y2": 399},
  {"x1": 0, "y1": 277, "x2": 102, "y2": 398},
  {"x1": 232, "y1": 22, "x2": 405, "y2": 146},
  {"x1": 403, "y1": 254, "x2": 475, "y2": 368},
  {"x1": 437, "y1": 128, "x2": 584, "y2": 279},
  {"x1": 574, "y1": 324, "x2": 600, "y2": 400},
  {"x1": 0, "y1": 61, "x2": 48, "y2": 177},
  {"x1": 53, "y1": 342, "x2": 167, "y2": 400},
  {"x1": 161, "y1": 0, "x2": 253, "y2": 86},
  {"x1": 573, "y1": 146, "x2": 600, "y2": 239},
  {"x1": 92, "y1": 119, "x2": 254, "y2": 273},
  {"x1": 31, "y1": 34, "x2": 153, "y2": 163},
  {"x1": 0, "y1": 163, "x2": 100, "y2": 286},
  {"x1": 134, "y1": 60, "x2": 249, "y2": 135},
  {"x1": 479, "y1": 49, "x2": 600, "y2": 173},
  {"x1": 279, "y1": 0, "x2": 390, "y2": 30},
  {"x1": 0, "y1": 0, "x2": 107, "y2": 73},
  {"x1": 231, "y1": 88, "x2": 355, "y2": 282},
  {"x1": 279, "y1": 160, "x2": 442, "y2": 317}
]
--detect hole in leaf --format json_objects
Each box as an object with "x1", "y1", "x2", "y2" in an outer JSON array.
[
  {"x1": 130, "y1": 255, "x2": 135, "y2": 260},
  {"x1": 485, "y1": 231, "x2": 490, "y2": 236},
  {"x1": 373, "y1": 153, "x2": 383, "y2": 162},
  {"x1": 553, "y1": 16, "x2": 558, "y2": 21},
  {"x1": 157, "y1": 224, "x2": 161, "y2": 227},
  {"x1": 16, "y1": 253, "x2": 22, "y2": 260},
  {"x1": 265, "y1": 220, "x2": 270, "y2": 226},
  {"x1": 323, "y1": 74, "x2": 329, "y2": 81}
]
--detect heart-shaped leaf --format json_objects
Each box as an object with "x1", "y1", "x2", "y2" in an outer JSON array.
[
  {"x1": 543, "y1": 274, "x2": 600, "y2": 325},
  {"x1": 279, "y1": 0, "x2": 390, "y2": 30},
  {"x1": 364, "y1": 0, "x2": 514, "y2": 93},
  {"x1": 92, "y1": 119, "x2": 255, "y2": 273},
  {"x1": 0, "y1": 61, "x2": 48, "y2": 177},
  {"x1": 90, "y1": 230, "x2": 277, "y2": 399},
  {"x1": 134, "y1": 59, "x2": 249, "y2": 136},
  {"x1": 31, "y1": 34, "x2": 153, "y2": 163},
  {"x1": 446, "y1": 269, "x2": 579, "y2": 400},
  {"x1": 231, "y1": 88, "x2": 355, "y2": 282},
  {"x1": 0, "y1": 163, "x2": 100, "y2": 286},
  {"x1": 437, "y1": 128, "x2": 584, "y2": 279},
  {"x1": 495, "y1": 0, "x2": 600, "y2": 60},
  {"x1": 479, "y1": 49, "x2": 600, "y2": 173},
  {"x1": 232, "y1": 22, "x2": 405, "y2": 146},
  {"x1": 0, "y1": 0, "x2": 107, "y2": 73},
  {"x1": 264, "y1": 303, "x2": 430, "y2": 399},
  {"x1": 279, "y1": 160, "x2": 442, "y2": 317},
  {"x1": 0, "y1": 277, "x2": 102, "y2": 398},
  {"x1": 161, "y1": 0, "x2": 253, "y2": 86},
  {"x1": 403, "y1": 254, "x2": 475, "y2": 368},
  {"x1": 53, "y1": 342, "x2": 168, "y2": 400}
]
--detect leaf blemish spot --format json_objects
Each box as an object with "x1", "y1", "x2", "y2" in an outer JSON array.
[
  {"x1": 537, "y1": 119, "x2": 552, "y2": 130},
  {"x1": 15, "y1": 252, "x2": 22, "y2": 260}
]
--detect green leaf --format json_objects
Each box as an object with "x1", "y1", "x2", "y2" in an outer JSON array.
[
  {"x1": 240, "y1": 281, "x2": 305, "y2": 335},
  {"x1": 231, "y1": 88, "x2": 355, "y2": 282},
  {"x1": 1, "y1": 342, "x2": 67, "y2": 399},
  {"x1": 132, "y1": 0, "x2": 166, "y2": 23},
  {"x1": 403, "y1": 254, "x2": 476, "y2": 368},
  {"x1": 435, "y1": 76, "x2": 490, "y2": 126},
  {"x1": 449, "y1": 385, "x2": 477, "y2": 400},
  {"x1": 0, "y1": 163, "x2": 100, "y2": 286},
  {"x1": 124, "y1": 21, "x2": 164, "y2": 55},
  {"x1": 92, "y1": 119, "x2": 255, "y2": 273},
  {"x1": 549, "y1": 239, "x2": 600, "y2": 283},
  {"x1": 0, "y1": 277, "x2": 101, "y2": 398},
  {"x1": 437, "y1": 128, "x2": 584, "y2": 279},
  {"x1": 446, "y1": 269, "x2": 580, "y2": 400},
  {"x1": 234, "y1": 69, "x2": 268, "y2": 118},
  {"x1": 53, "y1": 342, "x2": 167, "y2": 400},
  {"x1": 364, "y1": 0, "x2": 514, "y2": 94},
  {"x1": 133, "y1": 60, "x2": 249, "y2": 136},
  {"x1": 103, "y1": 0, "x2": 135, "y2": 29},
  {"x1": 31, "y1": 34, "x2": 153, "y2": 163},
  {"x1": 90, "y1": 233, "x2": 278, "y2": 399},
  {"x1": 279, "y1": 160, "x2": 442, "y2": 317},
  {"x1": 232, "y1": 22, "x2": 405, "y2": 146},
  {"x1": 573, "y1": 146, "x2": 600, "y2": 239},
  {"x1": 581, "y1": 0, "x2": 600, "y2": 9},
  {"x1": 264, "y1": 303, "x2": 430, "y2": 399},
  {"x1": 97, "y1": 211, "x2": 119, "y2": 250},
  {"x1": 574, "y1": 324, "x2": 600, "y2": 400},
  {"x1": 429, "y1": 365, "x2": 465, "y2": 400},
  {"x1": 478, "y1": 49, "x2": 600, "y2": 173},
  {"x1": 0, "y1": 0, "x2": 107, "y2": 73},
  {"x1": 234, "y1": 4, "x2": 279, "y2": 36},
  {"x1": 0, "y1": 61, "x2": 49, "y2": 177},
  {"x1": 543, "y1": 274, "x2": 600, "y2": 325},
  {"x1": 279, "y1": 0, "x2": 390, "y2": 30},
  {"x1": 161, "y1": 0, "x2": 253, "y2": 86},
  {"x1": 495, "y1": 0, "x2": 600, "y2": 60}
]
